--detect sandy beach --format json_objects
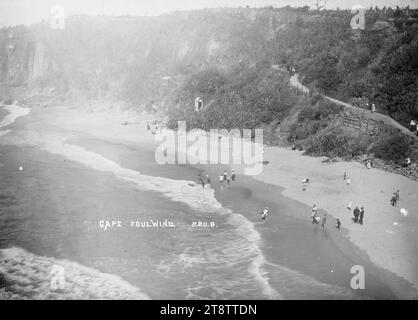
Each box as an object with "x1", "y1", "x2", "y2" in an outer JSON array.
[{"x1": 1, "y1": 103, "x2": 417, "y2": 299}]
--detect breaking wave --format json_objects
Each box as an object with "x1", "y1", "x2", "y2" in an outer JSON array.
[
  {"x1": 0, "y1": 105, "x2": 31, "y2": 134},
  {"x1": 0, "y1": 247, "x2": 150, "y2": 300},
  {"x1": 39, "y1": 139, "x2": 280, "y2": 299}
]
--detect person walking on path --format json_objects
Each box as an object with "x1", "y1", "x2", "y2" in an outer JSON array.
[
  {"x1": 371, "y1": 104, "x2": 376, "y2": 113},
  {"x1": 359, "y1": 207, "x2": 365, "y2": 225},
  {"x1": 410, "y1": 120, "x2": 417, "y2": 132}
]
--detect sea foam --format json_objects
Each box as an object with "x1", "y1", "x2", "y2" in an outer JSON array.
[
  {"x1": 40, "y1": 139, "x2": 281, "y2": 299},
  {"x1": 0, "y1": 247, "x2": 150, "y2": 300}
]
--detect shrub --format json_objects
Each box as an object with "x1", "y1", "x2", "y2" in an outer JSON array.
[
  {"x1": 370, "y1": 133, "x2": 412, "y2": 163},
  {"x1": 305, "y1": 132, "x2": 349, "y2": 157},
  {"x1": 298, "y1": 101, "x2": 342, "y2": 122}
]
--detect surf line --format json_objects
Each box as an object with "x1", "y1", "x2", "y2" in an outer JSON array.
[
  {"x1": 40, "y1": 138, "x2": 281, "y2": 299},
  {"x1": 0, "y1": 104, "x2": 31, "y2": 132}
]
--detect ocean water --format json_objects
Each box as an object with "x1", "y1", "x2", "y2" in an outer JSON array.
[
  {"x1": 0, "y1": 105, "x2": 407, "y2": 299},
  {"x1": 0, "y1": 142, "x2": 278, "y2": 299}
]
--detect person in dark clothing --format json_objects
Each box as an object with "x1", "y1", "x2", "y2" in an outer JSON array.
[
  {"x1": 394, "y1": 190, "x2": 400, "y2": 202},
  {"x1": 231, "y1": 170, "x2": 236, "y2": 181},
  {"x1": 359, "y1": 207, "x2": 365, "y2": 225},
  {"x1": 391, "y1": 195, "x2": 397, "y2": 206},
  {"x1": 198, "y1": 174, "x2": 205, "y2": 188},
  {"x1": 391, "y1": 190, "x2": 400, "y2": 206},
  {"x1": 336, "y1": 219, "x2": 341, "y2": 230},
  {"x1": 321, "y1": 214, "x2": 327, "y2": 229},
  {"x1": 353, "y1": 207, "x2": 360, "y2": 223}
]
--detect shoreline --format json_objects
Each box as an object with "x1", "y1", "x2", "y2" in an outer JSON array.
[
  {"x1": 62, "y1": 136, "x2": 412, "y2": 299},
  {"x1": 230, "y1": 146, "x2": 418, "y2": 296},
  {"x1": 1, "y1": 104, "x2": 417, "y2": 298}
]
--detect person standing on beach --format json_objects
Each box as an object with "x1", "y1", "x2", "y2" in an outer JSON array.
[
  {"x1": 391, "y1": 190, "x2": 400, "y2": 206},
  {"x1": 231, "y1": 170, "x2": 236, "y2": 182},
  {"x1": 302, "y1": 178, "x2": 309, "y2": 191},
  {"x1": 394, "y1": 190, "x2": 400, "y2": 203},
  {"x1": 198, "y1": 174, "x2": 205, "y2": 188},
  {"x1": 311, "y1": 204, "x2": 318, "y2": 223},
  {"x1": 261, "y1": 207, "x2": 269, "y2": 221},
  {"x1": 336, "y1": 218, "x2": 341, "y2": 230},
  {"x1": 353, "y1": 207, "x2": 360, "y2": 223},
  {"x1": 346, "y1": 177, "x2": 351, "y2": 186},
  {"x1": 314, "y1": 213, "x2": 320, "y2": 225},
  {"x1": 223, "y1": 170, "x2": 228, "y2": 182},
  {"x1": 343, "y1": 172, "x2": 346, "y2": 181},
  {"x1": 321, "y1": 213, "x2": 327, "y2": 229},
  {"x1": 359, "y1": 207, "x2": 364, "y2": 225},
  {"x1": 219, "y1": 174, "x2": 224, "y2": 183},
  {"x1": 206, "y1": 174, "x2": 211, "y2": 185}
]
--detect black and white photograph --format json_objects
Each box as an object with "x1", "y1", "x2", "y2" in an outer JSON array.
[{"x1": 0, "y1": 0, "x2": 417, "y2": 304}]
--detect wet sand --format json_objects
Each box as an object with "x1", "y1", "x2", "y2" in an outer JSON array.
[
  {"x1": 1, "y1": 104, "x2": 417, "y2": 299},
  {"x1": 67, "y1": 137, "x2": 416, "y2": 299}
]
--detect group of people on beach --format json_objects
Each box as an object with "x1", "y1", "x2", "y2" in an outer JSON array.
[
  {"x1": 311, "y1": 205, "x2": 339, "y2": 230},
  {"x1": 197, "y1": 169, "x2": 237, "y2": 189},
  {"x1": 219, "y1": 170, "x2": 236, "y2": 185},
  {"x1": 348, "y1": 205, "x2": 365, "y2": 225}
]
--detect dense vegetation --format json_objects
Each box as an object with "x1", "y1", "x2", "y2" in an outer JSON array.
[
  {"x1": 1, "y1": 5, "x2": 417, "y2": 165},
  {"x1": 166, "y1": 64, "x2": 296, "y2": 130},
  {"x1": 274, "y1": 7, "x2": 418, "y2": 127}
]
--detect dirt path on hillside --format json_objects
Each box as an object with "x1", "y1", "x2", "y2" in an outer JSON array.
[{"x1": 289, "y1": 74, "x2": 417, "y2": 139}]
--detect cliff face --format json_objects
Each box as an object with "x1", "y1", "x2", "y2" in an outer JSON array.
[
  {"x1": 27, "y1": 42, "x2": 54, "y2": 82},
  {"x1": 0, "y1": 9, "x2": 285, "y2": 97},
  {"x1": 0, "y1": 7, "x2": 416, "y2": 124},
  {"x1": 0, "y1": 28, "x2": 55, "y2": 86}
]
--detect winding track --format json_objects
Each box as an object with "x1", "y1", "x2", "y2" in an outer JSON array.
[{"x1": 288, "y1": 72, "x2": 417, "y2": 139}]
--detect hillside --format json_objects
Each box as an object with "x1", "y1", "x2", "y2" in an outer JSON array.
[{"x1": 0, "y1": 6, "x2": 417, "y2": 177}]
